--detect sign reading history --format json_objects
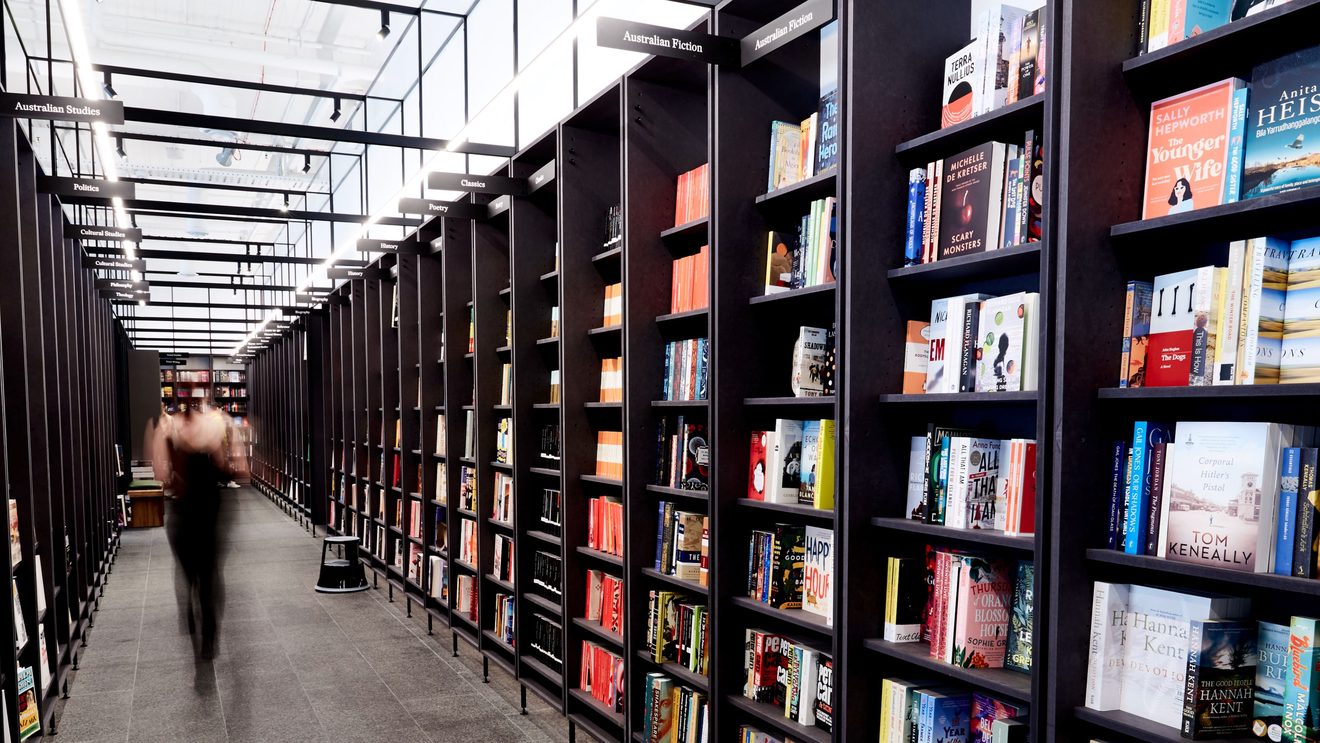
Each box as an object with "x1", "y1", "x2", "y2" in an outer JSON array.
[
  {"x1": 397, "y1": 197, "x2": 484, "y2": 220},
  {"x1": 328, "y1": 267, "x2": 389, "y2": 281},
  {"x1": 39, "y1": 177, "x2": 135, "y2": 200},
  {"x1": 356, "y1": 238, "x2": 415, "y2": 254},
  {"x1": 71, "y1": 224, "x2": 143, "y2": 242},
  {"x1": 595, "y1": 17, "x2": 737, "y2": 65},
  {"x1": 82, "y1": 256, "x2": 146, "y2": 272},
  {"x1": 428, "y1": 172, "x2": 527, "y2": 196},
  {"x1": 0, "y1": 93, "x2": 124, "y2": 124},
  {"x1": 740, "y1": 0, "x2": 834, "y2": 66}
]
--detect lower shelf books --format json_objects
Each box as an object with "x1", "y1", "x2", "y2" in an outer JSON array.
[
  {"x1": 908, "y1": 429, "x2": 1036, "y2": 534},
  {"x1": 407, "y1": 544, "x2": 424, "y2": 585},
  {"x1": 662, "y1": 339, "x2": 708, "y2": 401},
  {"x1": 459, "y1": 518, "x2": 478, "y2": 565},
  {"x1": 540, "y1": 423, "x2": 561, "y2": 462},
  {"x1": 493, "y1": 473, "x2": 514, "y2": 524},
  {"x1": 653, "y1": 502, "x2": 706, "y2": 584},
  {"x1": 746, "y1": 524, "x2": 834, "y2": 624},
  {"x1": 494, "y1": 534, "x2": 514, "y2": 583},
  {"x1": 16, "y1": 665, "x2": 37, "y2": 740},
  {"x1": 580, "y1": 640, "x2": 625, "y2": 713},
  {"x1": 588, "y1": 496, "x2": 624, "y2": 557},
  {"x1": 914, "y1": 292, "x2": 1041, "y2": 396},
  {"x1": 533, "y1": 551, "x2": 562, "y2": 596},
  {"x1": 742, "y1": 630, "x2": 834, "y2": 732},
  {"x1": 495, "y1": 417, "x2": 512, "y2": 465},
  {"x1": 1085, "y1": 581, "x2": 1252, "y2": 731},
  {"x1": 596, "y1": 431, "x2": 624, "y2": 480},
  {"x1": 761, "y1": 197, "x2": 837, "y2": 295},
  {"x1": 641, "y1": 674, "x2": 708, "y2": 743},
  {"x1": 531, "y1": 613, "x2": 563, "y2": 665},
  {"x1": 540, "y1": 488, "x2": 562, "y2": 535},
  {"x1": 429, "y1": 555, "x2": 449, "y2": 604},
  {"x1": 493, "y1": 592, "x2": 515, "y2": 646},
  {"x1": 645, "y1": 590, "x2": 709, "y2": 676},
  {"x1": 878, "y1": 680, "x2": 1027, "y2": 743},
  {"x1": 456, "y1": 574, "x2": 478, "y2": 622},
  {"x1": 656, "y1": 416, "x2": 709, "y2": 492},
  {"x1": 459, "y1": 466, "x2": 477, "y2": 511},
  {"x1": 746, "y1": 419, "x2": 836, "y2": 510},
  {"x1": 670, "y1": 245, "x2": 710, "y2": 313},
  {"x1": 585, "y1": 569, "x2": 624, "y2": 636}
]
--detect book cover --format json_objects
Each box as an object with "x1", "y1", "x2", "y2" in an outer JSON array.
[
  {"x1": 1296, "y1": 448, "x2": 1320, "y2": 578},
  {"x1": 1147, "y1": 266, "x2": 1220, "y2": 387},
  {"x1": 1282, "y1": 236, "x2": 1320, "y2": 383},
  {"x1": 1243, "y1": 46, "x2": 1320, "y2": 199},
  {"x1": 885, "y1": 556, "x2": 926, "y2": 643},
  {"x1": 816, "y1": 90, "x2": 840, "y2": 172},
  {"x1": 1165, "y1": 421, "x2": 1286, "y2": 573},
  {"x1": 939, "y1": 143, "x2": 1007, "y2": 258},
  {"x1": 907, "y1": 168, "x2": 928, "y2": 265},
  {"x1": 904, "y1": 320, "x2": 932, "y2": 394},
  {"x1": 770, "y1": 524, "x2": 805, "y2": 610},
  {"x1": 1125, "y1": 420, "x2": 1175, "y2": 555},
  {"x1": 926, "y1": 298, "x2": 951, "y2": 393},
  {"x1": 1276, "y1": 447, "x2": 1302, "y2": 577},
  {"x1": 907, "y1": 436, "x2": 927, "y2": 520},
  {"x1": 1255, "y1": 237, "x2": 1292, "y2": 384},
  {"x1": 769, "y1": 419, "x2": 804, "y2": 504},
  {"x1": 16, "y1": 666, "x2": 37, "y2": 740},
  {"x1": 971, "y1": 693, "x2": 1026, "y2": 743},
  {"x1": 1254, "y1": 620, "x2": 1290, "y2": 741},
  {"x1": 1182, "y1": 619, "x2": 1257, "y2": 738},
  {"x1": 813, "y1": 656, "x2": 834, "y2": 733},
  {"x1": 1006, "y1": 560, "x2": 1034, "y2": 674},
  {"x1": 976, "y1": 292, "x2": 1028, "y2": 393},
  {"x1": 791, "y1": 326, "x2": 830, "y2": 397},
  {"x1": 803, "y1": 526, "x2": 834, "y2": 625},
  {"x1": 764, "y1": 231, "x2": 794, "y2": 294},
  {"x1": 958, "y1": 437, "x2": 1002, "y2": 530},
  {"x1": 942, "y1": 40, "x2": 980, "y2": 128},
  {"x1": 975, "y1": 3, "x2": 1032, "y2": 114},
  {"x1": 813, "y1": 419, "x2": 837, "y2": 511},
  {"x1": 1085, "y1": 581, "x2": 1131, "y2": 712},
  {"x1": 1283, "y1": 616, "x2": 1320, "y2": 742},
  {"x1": 951, "y1": 556, "x2": 1013, "y2": 669},
  {"x1": 1018, "y1": 10, "x2": 1040, "y2": 103},
  {"x1": 748, "y1": 431, "x2": 770, "y2": 501},
  {"x1": 1121, "y1": 281, "x2": 1155, "y2": 388},
  {"x1": 943, "y1": 293, "x2": 995, "y2": 393},
  {"x1": 1142, "y1": 78, "x2": 1244, "y2": 219},
  {"x1": 798, "y1": 421, "x2": 821, "y2": 506}
]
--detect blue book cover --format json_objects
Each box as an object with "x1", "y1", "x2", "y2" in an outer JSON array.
[
  {"x1": 1243, "y1": 46, "x2": 1320, "y2": 199},
  {"x1": 1225, "y1": 86, "x2": 1250, "y2": 203},
  {"x1": 1255, "y1": 620, "x2": 1290, "y2": 741},
  {"x1": 1282, "y1": 237, "x2": 1320, "y2": 384},
  {"x1": 1176, "y1": 0, "x2": 1235, "y2": 41},
  {"x1": 906, "y1": 168, "x2": 926, "y2": 265},
  {"x1": 930, "y1": 691, "x2": 972, "y2": 743},
  {"x1": 1283, "y1": 616, "x2": 1320, "y2": 740},
  {"x1": 1277, "y1": 447, "x2": 1302, "y2": 576},
  {"x1": 1125, "y1": 421, "x2": 1174, "y2": 554}
]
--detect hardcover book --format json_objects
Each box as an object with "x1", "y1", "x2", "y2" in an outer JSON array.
[
  {"x1": 1283, "y1": 616, "x2": 1320, "y2": 741},
  {"x1": 884, "y1": 556, "x2": 926, "y2": 643},
  {"x1": 769, "y1": 419, "x2": 804, "y2": 504},
  {"x1": 1146, "y1": 266, "x2": 1222, "y2": 387},
  {"x1": 1243, "y1": 46, "x2": 1320, "y2": 199},
  {"x1": 938, "y1": 143, "x2": 1007, "y2": 259},
  {"x1": 748, "y1": 431, "x2": 771, "y2": 501},
  {"x1": 1142, "y1": 78, "x2": 1245, "y2": 219},
  {"x1": 907, "y1": 436, "x2": 927, "y2": 520},
  {"x1": 791, "y1": 326, "x2": 830, "y2": 397},
  {"x1": 971, "y1": 694, "x2": 1026, "y2": 743},
  {"x1": 1005, "y1": 560, "x2": 1034, "y2": 674},
  {"x1": 1254, "y1": 620, "x2": 1290, "y2": 741},
  {"x1": 926, "y1": 298, "x2": 951, "y2": 393},
  {"x1": 1119, "y1": 280, "x2": 1155, "y2": 388},
  {"x1": 1182, "y1": 619, "x2": 1257, "y2": 738},
  {"x1": 1282, "y1": 236, "x2": 1320, "y2": 383},
  {"x1": 975, "y1": 292, "x2": 1029, "y2": 393},
  {"x1": 1253, "y1": 237, "x2": 1292, "y2": 384},
  {"x1": 803, "y1": 526, "x2": 834, "y2": 625},
  {"x1": 951, "y1": 556, "x2": 1013, "y2": 669}
]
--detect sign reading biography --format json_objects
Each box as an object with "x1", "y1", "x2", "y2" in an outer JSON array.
[
  {"x1": 328, "y1": 267, "x2": 389, "y2": 281},
  {"x1": 71, "y1": 224, "x2": 143, "y2": 242},
  {"x1": 0, "y1": 93, "x2": 124, "y2": 124},
  {"x1": 740, "y1": 0, "x2": 834, "y2": 66},
  {"x1": 82, "y1": 256, "x2": 145, "y2": 272},
  {"x1": 595, "y1": 17, "x2": 737, "y2": 65},
  {"x1": 397, "y1": 197, "x2": 484, "y2": 220},
  {"x1": 39, "y1": 177, "x2": 135, "y2": 200},
  {"x1": 356, "y1": 238, "x2": 416, "y2": 254},
  {"x1": 95, "y1": 278, "x2": 148, "y2": 292},
  {"x1": 428, "y1": 172, "x2": 527, "y2": 196}
]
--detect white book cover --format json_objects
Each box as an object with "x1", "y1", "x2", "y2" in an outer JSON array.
[
  {"x1": 944, "y1": 437, "x2": 971, "y2": 529},
  {"x1": 791, "y1": 326, "x2": 830, "y2": 397},
  {"x1": 796, "y1": 648, "x2": 819, "y2": 726},
  {"x1": 1085, "y1": 581, "x2": 1130, "y2": 711},
  {"x1": 33, "y1": 554, "x2": 45, "y2": 614},
  {"x1": 803, "y1": 526, "x2": 834, "y2": 625},
  {"x1": 1118, "y1": 584, "x2": 1252, "y2": 727},
  {"x1": 1163, "y1": 421, "x2": 1285, "y2": 573},
  {"x1": 37, "y1": 627, "x2": 49, "y2": 693},
  {"x1": 975, "y1": 292, "x2": 1028, "y2": 392},
  {"x1": 11, "y1": 579, "x2": 26, "y2": 652},
  {"x1": 925, "y1": 298, "x2": 950, "y2": 393},
  {"x1": 1021, "y1": 292, "x2": 1042, "y2": 392},
  {"x1": 768, "y1": 419, "x2": 804, "y2": 504},
  {"x1": 1156, "y1": 443, "x2": 1175, "y2": 558},
  {"x1": 1215, "y1": 241, "x2": 1247, "y2": 385},
  {"x1": 941, "y1": 293, "x2": 994, "y2": 392},
  {"x1": 994, "y1": 439, "x2": 1013, "y2": 532},
  {"x1": 906, "y1": 436, "x2": 926, "y2": 520},
  {"x1": 976, "y1": 4, "x2": 1033, "y2": 115}
]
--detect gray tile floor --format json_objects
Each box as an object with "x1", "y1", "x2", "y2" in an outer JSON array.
[{"x1": 53, "y1": 487, "x2": 574, "y2": 743}]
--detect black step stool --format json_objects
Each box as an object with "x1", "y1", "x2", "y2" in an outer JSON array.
[{"x1": 315, "y1": 536, "x2": 369, "y2": 593}]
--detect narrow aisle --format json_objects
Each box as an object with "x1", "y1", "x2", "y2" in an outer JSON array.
[{"x1": 53, "y1": 487, "x2": 571, "y2": 743}]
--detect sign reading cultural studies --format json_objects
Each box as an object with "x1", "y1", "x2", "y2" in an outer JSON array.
[
  {"x1": 740, "y1": 0, "x2": 834, "y2": 67},
  {"x1": 94, "y1": 278, "x2": 148, "y2": 292},
  {"x1": 71, "y1": 224, "x2": 143, "y2": 242},
  {"x1": 0, "y1": 93, "x2": 124, "y2": 124},
  {"x1": 397, "y1": 197, "x2": 484, "y2": 220},
  {"x1": 82, "y1": 256, "x2": 145, "y2": 272},
  {"x1": 595, "y1": 17, "x2": 737, "y2": 66},
  {"x1": 328, "y1": 267, "x2": 388, "y2": 281},
  {"x1": 356, "y1": 238, "x2": 416, "y2": 254},
  {"x1": 428, "y1": 172, "x2": 527, "y2": 196},
  {"x1": 39, "y1": 177, "x2": 135, "y2": 200}
]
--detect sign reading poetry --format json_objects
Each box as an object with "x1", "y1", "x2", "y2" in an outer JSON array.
[{"x1": 397, "y1": 197, "x2": 484, "y2": 220}]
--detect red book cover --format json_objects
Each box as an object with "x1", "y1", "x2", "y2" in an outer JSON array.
[{"x1": 748, "y1": 431, "x2": 769, "y2": 500}]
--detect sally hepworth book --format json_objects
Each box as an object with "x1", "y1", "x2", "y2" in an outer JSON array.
[{"x1": 1142, "y1": 78, "x2": 1246, "y2": 219}]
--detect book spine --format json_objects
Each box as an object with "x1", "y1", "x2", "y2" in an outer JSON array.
[
  {"x1": 1119, "y1": 282, "x2": 1137, "y2": 388},
  {"x1": 1138, "y1": 0, "x2": 1151, "y2": 54},
  {"x1": 929, "y1": 161, "x2": 943, "y2": 262},
  {"x1": 1124, "y1": 422, "x2": 1149, "y2": 555},
  {"x1": 1224, "y1": 86, "x2": 1248, "y2": 203},
  {"x1": 1277, "y1": 447, "x2": 1301, "y2": 577},
  {"x1": 1144, "y1": 441, "x2": 1167, "y2": 556},
  {"x1": 1216, "y1": 242, "x2": 1246, "y2": 385},
  {"x1": 958, "y1": 302, "x2": 981, "y2": 393},
  {"x1": 1181, "y1": 619, "x2": 1204, "y2": 737},
  {"x1": 1295, "y1": 448, "x2": 1319, "y2": 578}
]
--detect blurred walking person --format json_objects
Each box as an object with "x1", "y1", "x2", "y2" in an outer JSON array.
[{"x1": 145, "y1": 402, "x2": 247, "y2": 661}]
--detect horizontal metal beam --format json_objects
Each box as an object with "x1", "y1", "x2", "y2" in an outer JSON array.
[
  {"x1": 94, "y1": 63, "x2": 370, "y2": 102},
  {"x1": 142, "y1": 280, "x2": 301, "y2": 291},
  {"x1": 138, "y1": 234, "x2": 282, "y2": 247},
  {"x1": 112, "y1": 299, "x2": 286, "y2": 309},
  {"x1": 123, "y1": 177, "x2": 331, "y2": 198},
  {"x1": 86, "y1": 246, "x2": 356, "y2": 265},
  {"x1": 119, "y1": 316, "x2": 259, "y2": 325},
  {"x1": 307, "y1": 0, "x2": 423, "y2": 15},
  {"x1": 127, "y1": 329, "x2": 246, "y2": 336},
  {"x1": 124, "y1": 106, "x2": 515, "y2": 157},
  {"x1": 124, "y1": 210, "x2": 295, "y2": 227},
  {"x1": 67, "y1": 197, "x2": 419, "y2": 227},
  {"x1": 112, "y1": 131, "x2": 333, "y2": 157}
]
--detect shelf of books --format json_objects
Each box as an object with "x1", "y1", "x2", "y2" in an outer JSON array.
[
  {"x1": 251, "y1": 332, "x2": 318, "y2": 524},
  {"x1": 510, "y1": 131, "x2": 567, "y2": 711},
  {"x1": 0, "y1": 117, "x2": 130, "y2": 741},
  {"x1": 559, "y1": 82, "x2": 630, "y2": 739}
]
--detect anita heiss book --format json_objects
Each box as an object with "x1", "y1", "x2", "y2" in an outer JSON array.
[{"x1": 1243, "y1": 46, "x2": 1320, "y2": 199}]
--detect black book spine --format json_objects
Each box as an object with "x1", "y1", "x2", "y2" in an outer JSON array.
[
  {"x1": 1295, "y1": 448, "x2": 1320, "y2": 578},
  {"x1": 1138, "y1": 0, "x2": 1151, "y2": 54},
  {"x1": 958, "y1": 302, "x2": 981, "y2": 393},
  {"x1": 1181, "y1": 620, "x2": 1203, "y2": 737},
  {"x1": 1106, "y1": 441, "x2": 1125, "y2": 550},
  {"x1": 1144, "y1": 441, "x2": 1167, "y2": 556}
]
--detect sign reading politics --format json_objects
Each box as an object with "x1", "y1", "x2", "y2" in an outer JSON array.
[{"x1": 39, "y1": 177, "x2": 135, "y2": 200}]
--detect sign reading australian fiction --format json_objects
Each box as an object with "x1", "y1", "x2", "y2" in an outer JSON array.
[
  {"x1": 595, "y1": 17, "x2": 737, "y2": 66},
  {"x1": 740, "y1": 0, "x2": 833, "y2": 66},
  {"x1": 39, "y1": 176, "x2": 135, "y2": 200},
  {"x1": 72, "y1": 224, "x2": 143, "y2": 243},
  {"x1": 428, "y1": 172, "x2": 527, "y2": 196},
  {"x1": 356, "y1": 238, "x2": 416, "y2": 254},
  {"x1": 82, "y1": 256, "x2": 146, "y2": 272},
  {"x1": 397, "y1": 197, "x2": 484, "y2": 220},
  {"x1": 94, "y1": 278, "x2": 149, "y2": 292},
  {"x1": 0, "y1": 93, "x2": 124, "y2": 124}
]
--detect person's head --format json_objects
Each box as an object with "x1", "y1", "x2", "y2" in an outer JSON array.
[{"x1": 1168, "y1": 178, "x2": 1192, "y2": 205}]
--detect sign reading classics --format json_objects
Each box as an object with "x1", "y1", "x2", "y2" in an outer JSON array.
[
  {"x1": 397, "y1": 197, "x2": 484, "y2": 219},
  {"x1": 39, "y1": 177, "x2": 135, "y2": 200},
  {"x1": 356, "y1": 238, "x2": 415, "y2": 254},
  {"x1": 740, "y1": 0, "x2": 834, "y2": 67},
  {"x1": 94, "y1": 278, "x2": 148, "y2": 292},
  {"x1": 428, "y1": 172, "x2": 527, "y2": 196},
  {"x1": 328, "y1": 267, "x2": 388, "y2": 281},
  {"x1": 595, "y1": 17, "x2": 737, "y2": 66},
  {"x1": 71, "y1": 224, "x2": 143, "y2": 242},
  {"x1": 0, "y1": 93, "x2": 124, "y2": 124},
  {"x1": 82, "y1": 256, "x2": 145, "y2": 272}
]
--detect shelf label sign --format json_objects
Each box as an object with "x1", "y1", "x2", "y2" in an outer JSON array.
[
  {"x1": 528, "y1": 160, "x2": 555, "y2": 193},
  {"x1": 356, "y1": 238, "x2": 415, "y2": 254},
  {"x1": 39, "y1": 176, "x2": 135, "y2": 200},
  {"x1": 596, "y1": 17, "x2": 737, "y2": 65},
  {"x1": 328, "y1": 267, "x2": 388, "y2": 281},
  {"x1": 740, "y1": 0, "x2": 834, "y2": 66},
  {"x1": 283, "y1": 307, "x2": 312, "y2": 317},
  {"x1": 487, "y1": 196, "x2": 511, "y2": 218},
  {"x1": 0, "y1": 93, "x2": 124, "y2": 124},
  {"x1": 71, "y1": 224, "x2": 143, "y2": 242},
  {"x1": 95, "y1": 278, "x2": 148, "y2": 292},
  {"x1": 397, "y1": 197, "x2": 484, "y2": 219},
  {"x1": 102, "y1": 289, "x2": 150, "y2": 301},
  {"x1": 428, "y1": 172, "x2": 527, "y2": 196},
  {"x1": 82, "y1": 256, "x2": 145, "y2": 271}
]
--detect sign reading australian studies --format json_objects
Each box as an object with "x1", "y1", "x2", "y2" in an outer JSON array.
[
  {"x1": 595, "y1": 17, "x2": 736, "y2": 65},
  {"x1": 0, "y1": 93, "x2": 124, "y2": 124}
]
